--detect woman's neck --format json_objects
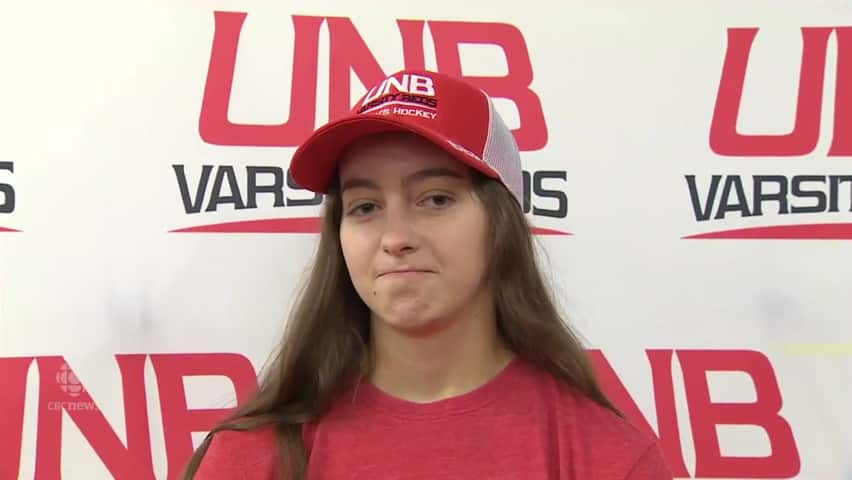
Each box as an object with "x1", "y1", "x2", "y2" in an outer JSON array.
[{"x1": 367, "y1": 305, "x2": 515, "y2": 404}]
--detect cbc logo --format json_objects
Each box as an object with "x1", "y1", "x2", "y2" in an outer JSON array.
[{"x1": 56, "y1": 363, "x2": 85, "y2": 398}]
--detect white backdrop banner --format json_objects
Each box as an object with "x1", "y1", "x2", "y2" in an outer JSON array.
[{"x1": 1, "y1": 1, "x2": 851, "y2": 479}]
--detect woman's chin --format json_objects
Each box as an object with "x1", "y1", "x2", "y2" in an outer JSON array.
[{"x1": 374, "y1": 311, "x2": 447, "y2": 337}]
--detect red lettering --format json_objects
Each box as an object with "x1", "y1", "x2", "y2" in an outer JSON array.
[
  {"x1": 34, "y1": 356, "x2": 155, "y2": 479},
  {"x1": 644, "y1": 350, "x2": 691, "y2": 477},
  {"x1": 588, "y1": 349, "x2": 690, "y2": 478},
  {"x1": 326, "y1": 18, "x2": 429, "y2": 121},
  {"x1": 150, "y1": 353, "x2": 258, "y2": 480},
  {"x1": 828, "y1": 27, "x2": 852, "y2": 155},
  {"x1": 428, "y1": 20, "x2": 547, "y2": 151},
  {"x1": 397, "y1": 20, "x2": 427, "y2": 72},
  {"x1": 678, "y1": 350, "x2": 800, "y2": 478},
  {"x1": 710, "y1": 27, "x2": 833, "y2": 156},
  {"x1": 198, "y1": 14, "x2": 548, "y2": 151},
  {"x1": 199, "y1": 12, "x2": 323, "y2": 146},
  {"x1": 0, "y1": 357, "x2": 32, "y2": 479},
  {"x1": 11, "y1": 349, "x2": 795, "y2": 477},
  {"x1": 326, "y1": 17, "x2": 387, "y2": 121}
]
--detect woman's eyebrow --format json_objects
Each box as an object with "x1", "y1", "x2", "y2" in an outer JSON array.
[
  {"x1": 340, "y1": 177, "x2": 379, "y2": 194},
  {"x1": 340, "y1": 167, "x2": 465, "y2": 193},
  {"x1": 402, "y1": 167, "x2": 465, "y2": 187}
]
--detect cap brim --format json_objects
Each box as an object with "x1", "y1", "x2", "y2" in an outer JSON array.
[{"x1": 289, "y1": 115, "x2": 497, "y2": 193}]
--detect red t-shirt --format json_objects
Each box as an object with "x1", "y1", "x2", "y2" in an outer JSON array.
[{"x1": 193, "y1": 356, "x2": 672, "y2": 479}]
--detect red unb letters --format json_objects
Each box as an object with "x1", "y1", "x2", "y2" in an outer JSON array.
[
  {"x1": 589, "y1": 349, "x2": 801, "y2": 479},
  {"x1": 711, "y1": 26, "x2": 852, "y2": 157},
  {"x1": 199, "y1": 12, "x2": 548, "y2": 151},
  {"x1": 0, "y1": 354, "x2": 257, "y2": 480},
  {"x1": 1, "y1": 349, "x2": 799, "y2": 478}
]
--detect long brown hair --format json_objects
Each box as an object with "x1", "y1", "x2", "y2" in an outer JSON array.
[{"x1": 180, "y1": 161, "x2": 620, "y2": 479}]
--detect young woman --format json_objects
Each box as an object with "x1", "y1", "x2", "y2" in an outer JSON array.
[{"x1": 181, "y1": 70, "x2": 673, "y2": 479}]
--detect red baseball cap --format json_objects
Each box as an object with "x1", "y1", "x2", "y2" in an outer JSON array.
[{"x1": 288, "y1": 69, "x2": 523, "y2": 204}]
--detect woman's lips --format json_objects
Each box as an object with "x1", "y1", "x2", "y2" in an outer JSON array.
[{"x1": 377, "y1": 269, "x2": 434, "y2": 278}]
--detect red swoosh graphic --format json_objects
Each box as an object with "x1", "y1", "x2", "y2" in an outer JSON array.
[
  {"x1": 170, "y1": 217, "x2": 321, "y2": 233},
  {"x1": 683, "y1": 223, "x2": 852, "y2": 239},
  {"x1": 0, "y1": 226, "x2": 20, "y2": 232},
  {"x1": 531, "y1": 227, "x2": 573, "y2": 236},
  {"x1": 170, "y1": 218, "x2": 572, "y2": 236}
]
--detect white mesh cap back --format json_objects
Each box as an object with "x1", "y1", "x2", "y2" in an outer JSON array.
[{"x1": 482, "y1": 97, "x2": 524, "y2": 204}]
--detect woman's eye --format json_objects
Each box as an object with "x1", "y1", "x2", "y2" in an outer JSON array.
[
  {"x1": 421, "y1": 194, "x2": 454, "y2": 208},
  {"x1": 349, "y1": 202, "x2": 377, "y2": 216}
]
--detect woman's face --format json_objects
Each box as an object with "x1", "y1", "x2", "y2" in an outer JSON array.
[{"x1": 338, "y1": 132, "x2": 492, "y2": 336}]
